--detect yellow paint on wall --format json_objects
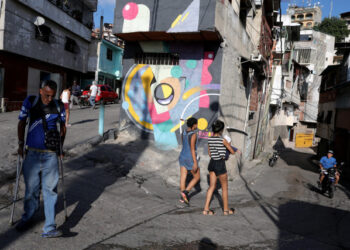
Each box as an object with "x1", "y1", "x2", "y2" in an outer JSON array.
[
  {"x1": 171, "y1": 15, "x2": 182, "y2": 28},
  {"x1": 198, "y1": 118, "x2": 208, "y2": 131},
  {"x1": 182, "y1": 87, "x2": 202, "y2": 100},
  {"x1": 161, "y1": 84, "x2": 173, "y2": 98},
  {"x1": 124, "y1": 65, "x2": 153, "y2": 130},
  {"x1": 182, "y1": 12, "x2": 189, "y2": 22},
  {"x1": 295, "y1": 133, "x2": 314, "y2": 148},
  {"x1": 170, "y1": 116, "x2": 192, "y2": 132}
]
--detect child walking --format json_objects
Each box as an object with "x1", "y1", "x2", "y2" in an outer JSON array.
[
  {"x1": 179, "y1": 118, "x2": 200, "y2": 205},
  {"x1": 203, "y1": 120, "x2": 236, "y2": 215}
]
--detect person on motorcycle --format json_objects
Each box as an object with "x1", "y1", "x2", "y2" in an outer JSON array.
[{"x1": 318, "y1": 150, "x2": 339, "y2": 187}]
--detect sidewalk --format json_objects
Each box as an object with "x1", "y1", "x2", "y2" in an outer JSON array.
[{"x1": 0, "y1": 103, "x2": 120, "y2": 184}]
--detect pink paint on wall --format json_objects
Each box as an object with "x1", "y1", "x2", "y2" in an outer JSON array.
[
  {"x1": 199, "y1": 51, "x2": 214, "y2": 108},
  {"x1": 123, "y1": 2, "x2": 139, "y2": 20},
  {"x1": 148, "y1": 103, "x2": 171, "y2": 124}
]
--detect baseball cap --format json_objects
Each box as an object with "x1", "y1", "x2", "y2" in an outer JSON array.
[{"x1": 328, "y1": 150, "x2": 334, "y2": 154}]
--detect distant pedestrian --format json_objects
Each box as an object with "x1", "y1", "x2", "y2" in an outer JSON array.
[
  {"x1": 179, "y1": 118, "x2": 200, "y2": 205},
  {"x1": 60, "y1": 86, "x2": 71, "y2": 127},
  {"x1": 203, "y1": 120, "x2": 236, "y2": 215},
  {"x1": 17, "y1": 80, "x2": 66, "y2": 237},
  {"x1": 70, "y1": 80, "x2": 81, "y2": 109},
  {"x1": 89, "y1": 81, "x2": 98, "y2": 109}
]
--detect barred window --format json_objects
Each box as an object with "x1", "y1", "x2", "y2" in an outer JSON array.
[
  {"x1": 135, "y1": 53, "x2": 179, "y2": 65},
  {"x1": 294, "y1": 49, "x2": 311, "y2": 64}
]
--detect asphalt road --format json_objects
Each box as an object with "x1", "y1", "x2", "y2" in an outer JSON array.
[
  {"x1": 0, "y1": 103, "x2": 120, "y2": 182},
  {"x1": 0, "y1": 135, "x2": 349, "y2": 249}
]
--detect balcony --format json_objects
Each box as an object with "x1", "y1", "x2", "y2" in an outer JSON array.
[
  {"x1": 17, "y1": 0, "x2": 92, "y2": 41},
  {"x1": 47, "y1": 0, "x2": 94, "y2": 29}
]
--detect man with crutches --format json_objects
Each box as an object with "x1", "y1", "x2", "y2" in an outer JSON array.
[{"x1": 15, "y1": 80, "x2": 66, "y2": 238}]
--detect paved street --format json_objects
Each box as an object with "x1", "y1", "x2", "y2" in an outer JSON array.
[
  {"x1": 0, "y1": 103, "x2": 120, "y2": 183},
  {"x1": 0, "y1": 133, "x2": 349, "y2": 250}
]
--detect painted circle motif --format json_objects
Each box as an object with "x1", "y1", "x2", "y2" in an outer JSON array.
[
  {"x1": 154, "y1": 83, "x2": 174, "y2": 106},
  {"x1": 186, "y1": 60, "x2": 197, "y2": 69},
  {"x1": 171, "y1": 66, "x2": 183, "y2": 78},
  {"x1": 198, "y1": 118, "x2": 208, "y2": 131},
  {"x1": 122, "y1": 2, "x2": 138, "y2": 20}
]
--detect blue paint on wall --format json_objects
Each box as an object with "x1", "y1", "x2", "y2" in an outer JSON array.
[{"x1": 99, "y1": 39, "x2": 124, "y2": 79}]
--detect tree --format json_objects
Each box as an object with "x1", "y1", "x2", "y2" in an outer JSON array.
[{"x1": 313, "y1": 17, "x2": 350, "y2": 42}]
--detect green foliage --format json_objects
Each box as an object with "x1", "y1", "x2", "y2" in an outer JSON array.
[{"x1": 313, "y1": 17, "x2": 350, "y2": 42}]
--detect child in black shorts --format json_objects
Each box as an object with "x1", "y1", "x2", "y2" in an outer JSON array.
[{"x1": 203, "y1": 120, "x2": 236, "y2": 215}]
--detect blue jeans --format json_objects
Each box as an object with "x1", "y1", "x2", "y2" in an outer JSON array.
[
  {"x1": 89, "y1": 95, "x2": 96, "y2": 106},
  {"x1": 22, "y1": 150, "x2": 59, "y2": 233}
]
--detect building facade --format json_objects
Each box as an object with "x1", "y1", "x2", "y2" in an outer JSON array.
[
  {"x1": 340, "y1": 11, "x2": 350, "y2": 43},
  {"x1": 287, "y1": 5, "x2": 321, "y2": 30},
  {"x1": 317, "y1": 50, "x2": 350, "y2": 176},
  {"x1": 114, "y1": 0, "x2": 279, "y2": 162},
  {"x1": 83, "y1": 24, "x2": 124, "y2": 94},
  {"x1": 0, "y1": 0, "x2": 97, "y2": 111}
]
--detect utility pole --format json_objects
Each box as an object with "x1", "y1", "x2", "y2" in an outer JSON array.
[{"x1": 329, "y1": 0, "x2": 333, "y2": 18}]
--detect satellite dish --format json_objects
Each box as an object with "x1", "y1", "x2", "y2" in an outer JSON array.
[{"x1": 34, "y1": 16, "x2": 45, "y2": 26}]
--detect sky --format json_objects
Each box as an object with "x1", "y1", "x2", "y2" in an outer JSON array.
[{"x1": 93, "y1": 0, "x2": 350, "y2": 28}]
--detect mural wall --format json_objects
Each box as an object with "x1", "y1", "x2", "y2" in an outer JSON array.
[
  {"x1": 120, "y1": 42, "x2": 223, "y2": 149},
  {"x1": 114, "y1": 0, "x2": 216, "y2": 34},
  {"x1": 116, "y1": 0, "x2": 223, "y2": 149}
]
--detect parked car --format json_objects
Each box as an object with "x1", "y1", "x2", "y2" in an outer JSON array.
[{"x1": 81, "y1": 84, "x2": 119, "y2": 104}]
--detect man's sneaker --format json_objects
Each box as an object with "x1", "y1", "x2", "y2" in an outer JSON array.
[
  {"x1": 317, "y1": 181, "x2": 321, "y2": 189},
  {"x1": 41, "y1": 229, "x2": 63, "y2": 238}
]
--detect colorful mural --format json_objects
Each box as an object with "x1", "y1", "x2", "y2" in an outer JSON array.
[
  {"x1": 167, "y1": 0, "x2": 200, "y2": 33},
  {"x1": 116, "y1": 0, "x2": 215, "y2": 35},
  {"x1": 122, "y1": 2, "x2": 150, "y2": 33},
  {"x1": 121, "y1": 45, "x2": 221, "y2": 149}
]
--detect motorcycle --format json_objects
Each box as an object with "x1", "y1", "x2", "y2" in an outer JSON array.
[
  {"x1": 269, "y1": 151, "x2": 279, "y2": 167},
  {"x1": 320, "y1": 167, "x2": 336, "y2": 198},
  {"x1": 78, "y1": 94, "x2": 91, "y2": 108}
]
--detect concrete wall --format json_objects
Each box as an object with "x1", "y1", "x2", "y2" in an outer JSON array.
[
  {"x1": 16, "y1": 0, "x2": 92, "y2": 41},
  {"x1": 294, "y1": 31, "x2": 335, "y2": 123},
  {"x1": 2, "y1": 0, "x2": 90, "y2": 73},
  {"x1": 317, "y1": 102, "x2": 336, "y2": 140}
]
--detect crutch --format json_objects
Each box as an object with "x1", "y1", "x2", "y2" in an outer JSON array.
[
  {"x1": 59, "y1": 138, "x2": 68, "y2": 221},
  {"x1": 9, "y1": 155, "x2": 23, "y2": 225}
]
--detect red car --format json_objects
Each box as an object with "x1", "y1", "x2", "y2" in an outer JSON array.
[{"x1": 82, "y1": 84, "x2": 119, "y2": 104}]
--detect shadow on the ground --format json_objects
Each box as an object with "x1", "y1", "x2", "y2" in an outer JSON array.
[
  {"x1": 0, "y1": 135, "x2": 149, "y2": 248},
  {"x1": 272, "y1": 137, "x2": 319, "y2": 174},
  {"x1": 71, "y1": 119, "x2": 97, "y2": 125}
]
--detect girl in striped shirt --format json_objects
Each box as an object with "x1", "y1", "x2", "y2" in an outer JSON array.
[{"x1": 203, "y1": 120, "x2": 236, "y2": 215}]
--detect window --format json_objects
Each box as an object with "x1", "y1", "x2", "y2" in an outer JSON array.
[
  {"x1": 297, "y1": 14, "x2": 304, "y2": 20},
  {"x1": 35, "y1": 25, "x2": 52, "y2": 43},
  {"x1": 325, "y1": 111, "x2": 333, "y2": 124},
  {"x1": 107, "y1": 48, "x2": 113, "y2": 61},
  {"x1": 65, "y1": 37, "x2": 79, "y2": 54},
  {"x1": 100, "y1": 86, "x2": 106, "y2": 91},
  {"x1": 317, "y1": 111, "x2": 324, "y2": 122},
  {"x1": 291, "y1": 15, "x2": 295, "y2": 20},
  {"x1": 135, "y1": 53, "x2": 179, "y2": 65},
  {"x1": 306, "y1": 13, "x2": 313, "y2": 19},
  {"x1": 294, "y1": 49, "x2": 311, "y2": 64},
  {"x1": 307, "y1": 22, "x2": 312, "y2": 27}
]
